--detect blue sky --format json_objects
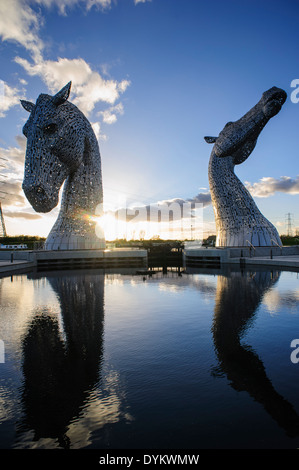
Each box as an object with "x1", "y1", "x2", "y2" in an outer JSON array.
[{"x1": 0, "y1": 0, "x2": 298, "y2": 238}]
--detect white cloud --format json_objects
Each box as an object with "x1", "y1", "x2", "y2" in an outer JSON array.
[
  {"x1": 0, "y1": 81, "x2": 26, "y2": 118},
  {"x1": 15, "y1": 56, "x2": 91, "y2": 90},
  {"x1": 74, "y1": 73, "x2": 130, "y2": 116},
  {"x1": 98, "y1": 102, "x2": 124, "y2": 124},
  {"x1": 1, "y1": 0, "x2": 130, "y2": 119},
  {"x1": 0, "y1": 137, "x2": 26, "y2": 207},
  {"x1": 34, "y1": 0, "x2": 112, "y2": 15},
  {"x1": 0, "y1": 0, "x2": 43, "y2": 61},
  {"x1": 91, "y1": 121, "x2": 107, "y2": 141},
  {"x1": 15, "y1": 56, "x2": 130, "y2": 117},
  {"x1": 245, "y1": 176, "x2": 299, "y2": 198},
  {"x1": 84, "y1": 0, "x2": 112, "y2": 10},
  {"x1": 36, "y1": 0, "x2": 147, "y2": 11},
  {"x1": 0, "y1": 137, "x2": 50, "y2": 227}
]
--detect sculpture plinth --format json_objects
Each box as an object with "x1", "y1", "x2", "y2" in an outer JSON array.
[
  {"x1": 205, "y1": 86, "x2": 287, "y2": 247},
  {"x1": 21, "y1": 82, "x2": 105, "y2": 250}
]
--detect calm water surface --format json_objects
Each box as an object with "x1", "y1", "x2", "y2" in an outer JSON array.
[{"x1": 0, "y1": 266, "x2": 299, "y2": 449}]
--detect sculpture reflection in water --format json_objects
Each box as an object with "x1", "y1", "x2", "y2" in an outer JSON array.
[
  {"x1": 17, "y1": 271, "x2": 106, "y2": 448},
  {"x1": 211, "y1": 267, "x2": 299, "y2": 437}
]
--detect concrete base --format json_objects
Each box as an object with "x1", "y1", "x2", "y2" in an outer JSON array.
[
  {"x1": 184, "y1": 245, "x2": 299, "y2": 270},
  {"x1": 183, "y1": 247, "x2": 229, "y2": 266},
  {"x1": 0, "y1": 260, "x2": 35, "y2": 276},
  {"x1": 0, "y1": 248, "x2": 148, "y2": 272}
]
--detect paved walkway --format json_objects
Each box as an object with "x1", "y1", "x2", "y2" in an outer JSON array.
[
  {"x1": 0, "y1": 260, "x2": 34, "y2": 274},
  {"x1": 239, "y1": 255, "x2": 299, "y2": 269}
]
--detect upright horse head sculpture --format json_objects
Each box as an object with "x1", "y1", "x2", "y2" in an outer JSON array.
[
  {"x1": 21, "y1": 82, "x2": 105, "y2": 250},
  {"x1": 205, "y1": 86, "x2": 287, "y2": 247}
]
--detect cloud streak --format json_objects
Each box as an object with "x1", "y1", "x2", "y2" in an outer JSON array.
[
  {"x1": 0, "y1": 81, "x2": 26, "y2": 118},
  {"x1": 4, "y1": 210, "x2": 42, "y2": 220},
  {"x1": 0, "y1": 137, "x2": 27, "y2": 208},
  {"x1": 106, "y1": 192, "x2": 212, "y2": 223},
  {"x1": 105, "y1": 174, "x2": 299, "y2": 225},
  {"x1": 34, "y1": 0, "x2": 112, "y2": 15},
  {"x1": 0, "y1": 0, "x2": 114, "y2": 62},
  {"x1": 245, "y1": 176, "x2": 299, "y2": 198}
]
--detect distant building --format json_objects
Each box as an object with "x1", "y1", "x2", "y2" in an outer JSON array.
[{"x1": 0, "y1": 244, "x2": 27, "y2": 249}]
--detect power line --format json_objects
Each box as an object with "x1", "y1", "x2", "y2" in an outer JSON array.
[
  {"x1": 285, "y1": 212, "x2": 294, "y2": 236},
  {"x1": 0, "y1": 203, "x2": 7, "y2": 237}
]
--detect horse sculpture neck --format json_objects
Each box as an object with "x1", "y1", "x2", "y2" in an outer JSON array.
[
  {"x1": 208, "y1": 150, "x2": 280, "y2": 247},
  {"x1": 58, "y1": 125, "x2": 102, "y2": 218},
  {"x1": 21, "y1": 82, "x2": 105, "y2": 250},
  {"x1": 46, "y1": 123, "x2": 104, "y2": 251}
]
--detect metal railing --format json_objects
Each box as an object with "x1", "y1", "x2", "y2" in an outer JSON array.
[
  {"x1": 246, "y1": 240, "x2": 256, "y2": 258},
  {"x1": 271, "y1": 238, "x2": 283, "y2": 256}
]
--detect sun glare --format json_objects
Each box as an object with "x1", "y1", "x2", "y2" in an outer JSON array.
[
  {"x1": 96, "y1": 213, "x2": 127, "y2": 241},
  {"x1": 94, "y1": 211, "x2": 204, "y2": 241}
]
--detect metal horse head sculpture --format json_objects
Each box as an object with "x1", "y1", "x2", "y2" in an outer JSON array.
[
  {"x1": 21, "y1": 82, "x2": 105, "y2": 250},
  {"x1": 205, "y1": 86, "x2": 287, "y2": 247}
]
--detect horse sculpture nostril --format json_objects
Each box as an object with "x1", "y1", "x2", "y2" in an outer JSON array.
[
  {"x1": 22, "y1": 182, "x2": 54, "y2": 213},
  {"x1": 35, "y1": 185, "x2": 46, "y2": 197},
  {"x1": 264, "y1": 88, "x2": 287, "y2": 106},
  {"x1": 23, "y1": 182, "x2": 44, "y2": 198}
]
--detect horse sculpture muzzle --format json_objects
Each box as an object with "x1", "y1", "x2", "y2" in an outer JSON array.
[{"x1": 22, "y1": 179, "x2": 59, "y2": 213}]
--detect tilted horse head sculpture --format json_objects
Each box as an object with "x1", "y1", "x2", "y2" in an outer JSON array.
[
  {"x1": 21, "y1": 82, "x2": 105, "y2": 250},
  {"x1": 205, "y1": 86, "x2": 287, "y2": 247}
]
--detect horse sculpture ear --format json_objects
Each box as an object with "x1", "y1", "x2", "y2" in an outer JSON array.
[
  {"x1": 52, "y1": 81, "x2": 72, "y2": 106},
  {"x1": 20, "y1": 100, "x2": 35, "y2": 113},
  {"x1": 204, "y1": 136, "x2": 217, "y2": 143}
]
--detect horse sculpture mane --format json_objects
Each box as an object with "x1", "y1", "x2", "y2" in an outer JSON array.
[
  {"x1": 21, "y1": 82, "x2": 105, "y2": 250},
  {"x1": 205, "y1": 86, "x2": 287, "y2": 247}
]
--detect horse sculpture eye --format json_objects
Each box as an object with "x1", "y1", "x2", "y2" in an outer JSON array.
[{"x1": 43, "y1": 123, "x2": 57, "y2": 134}]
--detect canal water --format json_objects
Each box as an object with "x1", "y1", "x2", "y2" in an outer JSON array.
[{"x1": 0, "y1": 265, "x2": 299, "y2": 449}]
